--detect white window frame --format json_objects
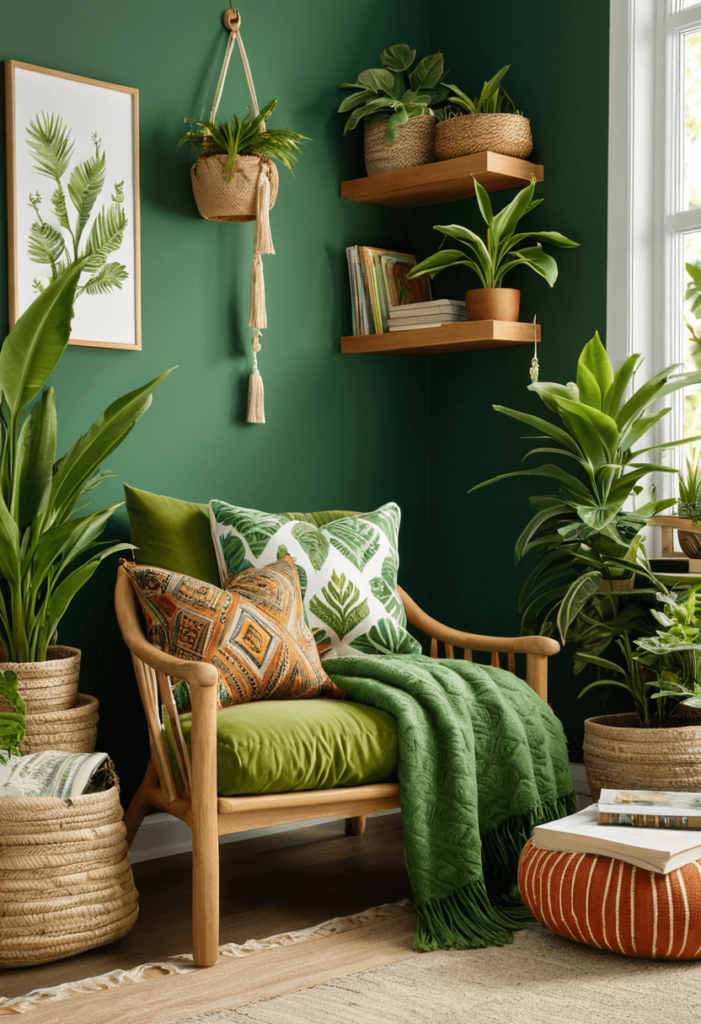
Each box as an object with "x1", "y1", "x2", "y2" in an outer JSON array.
[{"x1": 608, "y1": 0, "x2": 701, "y2": 547}]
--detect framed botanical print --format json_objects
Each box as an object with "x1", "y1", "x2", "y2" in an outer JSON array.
[{"x1": 4, "y1": 60, "x2": 141, "y2": 350}]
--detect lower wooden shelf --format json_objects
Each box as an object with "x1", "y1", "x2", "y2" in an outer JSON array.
[{"x1": 341, "y1": 320, "x2": 541, "y2": 355}]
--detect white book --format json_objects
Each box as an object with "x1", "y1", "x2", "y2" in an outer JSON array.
[
  {"x1": 532, "y1": 805, "x2": 701, "y2": 874},
  {"x1": 389, "y1": 299, "x2": 465, "y2": 316},
  {"x1": 389, "y1": 321, "x2": 464, "y2": 332},
  {"x1": 389, "y1": 312, "x2": 466, "y2": 324}
]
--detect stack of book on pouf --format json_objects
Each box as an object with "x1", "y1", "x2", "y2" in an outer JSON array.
[
  {"x1": 519, "y1": 790, "x2": 701, "y2": 959},
  {"x1": 388, "y1": 299, "x2": 467, "y2": 331}
]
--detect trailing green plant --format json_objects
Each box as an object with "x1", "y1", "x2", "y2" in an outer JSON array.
[
  {"x1": 178, "y1": 99, "x2": 309, "y2": 180},
  {"x1": 0, "y1": 670, "x2": 25, "y2": 764},
  {"x1": 338, "y1": 44, "x2": 447, "y2": 144},
  {"x1": 26, "y1": 113, "x2": 128, "y2": 300},
  {"x1": 469, "y1": 333, "x2": 701, "y2": 642},
  {"x1": 437, "y1": 65, "x2": 522, "y2": 119},
  {"x1": 407, "y1": 176, "x2": 578, "y2": 290},
  {"x1": 0, "y1": 264, "x2": 173, "y2": 663},
  {"x1": 633, "y1": 587, "x2": 701, "y2": 714}
]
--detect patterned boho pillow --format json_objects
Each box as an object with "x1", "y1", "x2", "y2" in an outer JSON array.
[
  {"x1": 122, "y1": 556, "x2": 341, "y2": 711},
  {"x1": 209, "y1": 501, "x2": 421, "y2": 659}
]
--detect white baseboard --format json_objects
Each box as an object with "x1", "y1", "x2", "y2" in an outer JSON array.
[{"x1": 129, "y1": 764, "x2": 591, "y2": 865}]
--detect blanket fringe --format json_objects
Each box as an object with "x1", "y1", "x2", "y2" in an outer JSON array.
[{"x1": 414, "y1": 791, "x2": 576, "y2": 952}]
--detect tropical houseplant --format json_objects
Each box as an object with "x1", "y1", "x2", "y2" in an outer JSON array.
[
  {"x1": 407, "y1": 176, "x2": 579, "y2": 321},
  {"x1": 433, "y1": 65, "x2": 533, "y2": 161},
  {"x1": 470, "y1": 331, "x2": 701, "y2": 795},
  {"x1": 338, "y1": 44, "x2": 447, "y2": 175},
  {"x1": 0, "y1": 264, "x2": 171, "y2": 725},
  {"x1": 180, "y1": 99, "x2": 309, "y2": 222}
]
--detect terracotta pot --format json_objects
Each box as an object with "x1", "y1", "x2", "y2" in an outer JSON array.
[
  {"x1": 364, "y1": 115, "x2": 436, "y2": 176},
  {"x1": 0, "y1": 645, "x2": 81, "y2": 714},
  {"x1": 465, "y1": 288, "x2": 520, "y2": 322},
  {"x1": 583, "y1": 712, "x2": 701, "y2": 801}
]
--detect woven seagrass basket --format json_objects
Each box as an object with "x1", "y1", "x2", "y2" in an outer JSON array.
[
  {"x1": 364, "y1": 114, "x2": 436, "y2": 176},
  {"x1": 190, "y1": 153, "x2": 278, "y2": 222},
  {"x1": 583, "y1": 712, "x2": 701, "y2": 801},
  {"x1": 0, "y1": 645, "x2": 80, "y2": 714},
  {"x1": 0, "y1": 786, "x2": 138, "y2": 966},
  {"x1": 435, "y1": 113, "x2": 533, "y2": 161},
  {"x1": 20, "y1": 692, "x2": 99, "y2": 755}
]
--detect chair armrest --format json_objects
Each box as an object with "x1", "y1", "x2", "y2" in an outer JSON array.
[
  {"x1": 398, "y1": 586, "x2": 560, "y2": 658},
  {"x1": 114, "y1": 567, "x2": 219, "y2": 689}
]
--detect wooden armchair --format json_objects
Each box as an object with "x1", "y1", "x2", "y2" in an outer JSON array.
[{"x1": 115, "y1": 567, "x2": 559, "y2": 967}]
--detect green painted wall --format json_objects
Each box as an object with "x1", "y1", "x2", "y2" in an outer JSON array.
[
  {"x1": 0, "y1": 0, "x2": 429, "y2": 799},
  {"x1": 421, "y1": 0, "x2": 612, "y2": 760}
]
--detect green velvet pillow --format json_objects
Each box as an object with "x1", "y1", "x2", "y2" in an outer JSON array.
[
  {"x1": 164, "y1": 697, "x2": 398, "y2": 796},
  {"x1": 124, "y1": 484, "x2": 219, "y2": 584}
]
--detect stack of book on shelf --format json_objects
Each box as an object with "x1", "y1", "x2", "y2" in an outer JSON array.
[
  {"x1": 533, "y1": 789, "x2": 701, "y2": 874},
  {"x1": 346, "y1": 245, "x2": 431, "y2": 336},
  {"x1": 388, "y1": 298, "x2": 467, "y2": 332}
]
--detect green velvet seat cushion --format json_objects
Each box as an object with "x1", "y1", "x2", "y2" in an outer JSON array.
[{"x1": 165, "y1": 698, "x2": 398, "y2": 796}]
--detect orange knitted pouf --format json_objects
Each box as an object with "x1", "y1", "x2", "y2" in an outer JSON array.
[{"x1": 518, "y1": 838, "x2": 701, "y2": 959}]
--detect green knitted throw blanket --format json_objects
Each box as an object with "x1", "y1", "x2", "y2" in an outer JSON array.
[{"x1": 326, "y1": 654, "x2": 575, "y2": 952}]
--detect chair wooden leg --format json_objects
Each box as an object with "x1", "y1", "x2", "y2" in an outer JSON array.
[
  {"x1": 191, "y1": 682, "x2": 220, "y2": 968},
  {"x1": 124, "y1": 759, "x2": 158, "y2": 849},
  {"x1": 345, "y1": 815, "x2": 366, "y2": 836}
]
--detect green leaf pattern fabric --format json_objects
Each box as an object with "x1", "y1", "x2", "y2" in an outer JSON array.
[{"x1": 209, "y1": 500, "x2": 420, "y2": 658}]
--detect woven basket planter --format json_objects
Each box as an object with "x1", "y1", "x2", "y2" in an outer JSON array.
[
  {"x1": 364, "y1": 115, "x2": 436, "y2": 176},
  {"x1": 435, "y1": 113, "x2": 533, "y2": 161},
  {"x1": 20, "y1": 692, "x2": 99, "y2": 755},
  {"x1": 190, "y1": 153, "x2": 278, "y2": 222},
  {"x1": 0, "y1": 786, "x2": 138, "y2": 966},
  {"x1": 583, "y1": 712, "x2": 701, "y2": 802},
  {"x1": 0, "y1": 645, "x2": 80, "y2": 714}
]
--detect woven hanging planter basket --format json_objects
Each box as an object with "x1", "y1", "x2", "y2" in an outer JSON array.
[
  {"x1": 190, "y1": 152, "x2": 279, "y2": 222},
  {"x1": 435, "y1": 113, "x2": 533, "y2": 161},
  {"x1": 583, "y1": 712, "x2": 701, "y2": 802},
  {"x1": 364, "y1": 114, "x2": 436, "y2": 176},
  {"x1": 0, "y1": 645, "x2": 80, "y2": 715},
  {"x1": 0, "y1": 787, "x2": 138, "y2": 967},
  {"x1": 20, "y1": 692, "x2": 99, "y2": 755}
]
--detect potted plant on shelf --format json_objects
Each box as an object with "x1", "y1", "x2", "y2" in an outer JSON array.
[
  {"x1": 0, "y1": 265, "x2": 172, "y2": 749},
  {"x1": 338, "y1": 44, "x2": 447, "y2": 176},
  {"x1": 434, "y1": 65, "x2": 533, "y2": 161},
  {"x1": 179, "y1": 100, "x2": 309, "y2": 222},
  {"x1": 471, "y1": 332, "x2": 701, "y2": 796},
  {"x1": 407, "y1": 176, "x2": 578, "y2": 321}
]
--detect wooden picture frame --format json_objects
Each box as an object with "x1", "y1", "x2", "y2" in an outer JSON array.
[{"x1": 4, "y1": 60, "x2": 141, "y2": 350}]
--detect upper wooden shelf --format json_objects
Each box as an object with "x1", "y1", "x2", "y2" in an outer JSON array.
[
  {"x1": 341, "y1": 320, "x2": 541, "y2": 356},
  {"x1": 340, "y1": 151, "x2": 544, "y2": 209}
]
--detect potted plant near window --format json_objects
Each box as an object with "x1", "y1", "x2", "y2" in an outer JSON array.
[
  {"x1": 408, "y1": 176, "x2": 578, "y2": 321},
  {"x1": 434, "y1": 65, "x2": 533, "y2": 162},
  {"x1": 471, "y1": 332, "x2": 701, "y2": 798},
  {"x1": 0, "y1": 266, "x2": 171, "y2": 749},
  {"x1": 338, "y1": 44, "x2": 447, "y2": 176}
]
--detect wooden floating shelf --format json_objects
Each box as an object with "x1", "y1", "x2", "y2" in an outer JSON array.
[
  {"x1": 341, "y1": 320, "x2": 541, "y2": 356},
  {"x1": 341, "y1": 151, "x2": 544, "y2": 209}
]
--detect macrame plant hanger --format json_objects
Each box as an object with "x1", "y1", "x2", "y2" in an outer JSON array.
[{"x1": 210, "y1": 6, "x2": 274, "y2": 423}]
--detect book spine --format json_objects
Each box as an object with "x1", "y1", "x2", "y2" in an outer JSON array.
[
  {"x1": 346, "y1": 247, "x2": 358, "y2": 336},
  {"x1": 357, "y1": 254, "x2": 373, "y2": 335},
  {"x1": 598, "y1": 811, "x2": 701, "y2": 830}
]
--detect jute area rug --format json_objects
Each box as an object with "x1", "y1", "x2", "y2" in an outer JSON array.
[{"x1": 4, "y1": 901, "x2": 701, "y2": 1024}]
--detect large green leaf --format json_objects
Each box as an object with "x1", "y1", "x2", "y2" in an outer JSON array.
[
  {"x1": 473, "y1": 178, "x2": 494, "y2": 226},
  {"x1": 500, "y1": 247, "x2": 558, "y2": 286},
  {"x1": 26, "y1": 113, "x2": 74, "y2": 180},
  {"x1": 470, "y1": 464, "x2": 591, "y2": 497},
  {"x1": 492, "y1": 405, "x2": 582, "y2": 454},
  {"x1": 492, "y1": 175, "x2": 536, "y2": 241},
  {"x1": 344, "y1": 97, "x2": 394, "y2": 133},
  {"x1": 68, "y1": 145, "x2": 106, "y2": 245},
  {"x1": 380, "y1": 44, "x2": 416, "y2": 72},
  {"x1": 577, "y1": 333, "x2": 613, "y2": 409},
  {"x1": 27, "y1": 503, "x2": 123, "y2": 587},
  {"x1": 337, "y1": 89, "x2": 375, "y2": 113},
  {"x1": 349, "y1": 617, "x2": 421, "y2": 655},
  {"x1": 49, "y1": 368, "x2": 174, "y2": 525},
  {"x1": 357, "y1": 68, "x2": 395, "y2": 95},
  {"x1": 556, "y1": 571, "x2": 602, "y2": 643},
  {"x1": 221, "y1": 533, "x2": 253, "y2": 576},
  {"x1": 553, "y1": 398, "x2": 620, "y2": 462},
  {"x1": 82, "y1": 204, "x2": 127, "y2": 271},
  {"x1": 409, "y1": 52, "x2": 443, "y2": 91},
  {"x1": 326, "y1": 519, "x2": 379, "y2": 572},
  {"x1": 15, "y1": 387, "x2": 57, "y2": 530},
  {"x1": 514, "y1": 503, "x2": 569, "y2": 563},
  {"x1": 0, "y1": 264, "x2": 82, "y2": 419},
  {"x1": 308, "y1": 570, "x2": 369, "y2": 639},
  {"x1": 370, "y1": 576, "x2": 404, "y2": 621},
  {"x1": 433, "y1": 224, "x2": 492, "y2": 279},
  {"x1": 28, "y1": 222, "x2": 65, "y2": 266},
  {"x1": 408, "y1": 248, "x2": 478, "y2": 281},
  {"x1": 211, "y1": 504, "x2": 283, "y2": 559},
  {"x1": 290, "y1": 522, "x2": 330, "y2": 570}
]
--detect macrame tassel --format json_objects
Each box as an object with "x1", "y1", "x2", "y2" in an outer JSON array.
[
  {"x1": 253, "y1": 169, "x2": 275, "y2": 256},
  {"x1": 248, "y1": 253, "x2": 267, "y2": 329},
  {"x1": 247, "y1": 332, "x2": 265, "y2": 424}
]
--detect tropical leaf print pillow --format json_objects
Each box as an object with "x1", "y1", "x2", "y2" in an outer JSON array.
[{"x1": 209, "y1": 501, "x2": 421, "y2": 659}]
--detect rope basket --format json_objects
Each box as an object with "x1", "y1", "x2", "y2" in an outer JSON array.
[
  {"x1": 435, "y1": 113, "x2": 533, "y2": 161},
  {"x1": 364, "y1": 114, "x2": 436, "y2": 176},
  {"x1": 0, "y1": 787, "x2": 138, "y2": 966},
  {"x1": 583, "y1": 712, "x2": 701, "y2": 801},
  {"x1": 0, "y1": 645, "x2": 80, "y2": 714},
  {"x1": 190, "y1": 152, "x2": 278, "y2": 222},
  {"x1": 20, "y1": 692, "x2": 99, "y2": 755}
]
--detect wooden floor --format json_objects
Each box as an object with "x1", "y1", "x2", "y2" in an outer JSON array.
[{"x1": 1, "y1": 813, "x2": 409, "y2": 1002}]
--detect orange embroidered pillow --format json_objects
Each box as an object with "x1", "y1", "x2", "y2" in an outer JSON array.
[{"x1": 122, "y1": 556, "x2": 342, "y2": 711}]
